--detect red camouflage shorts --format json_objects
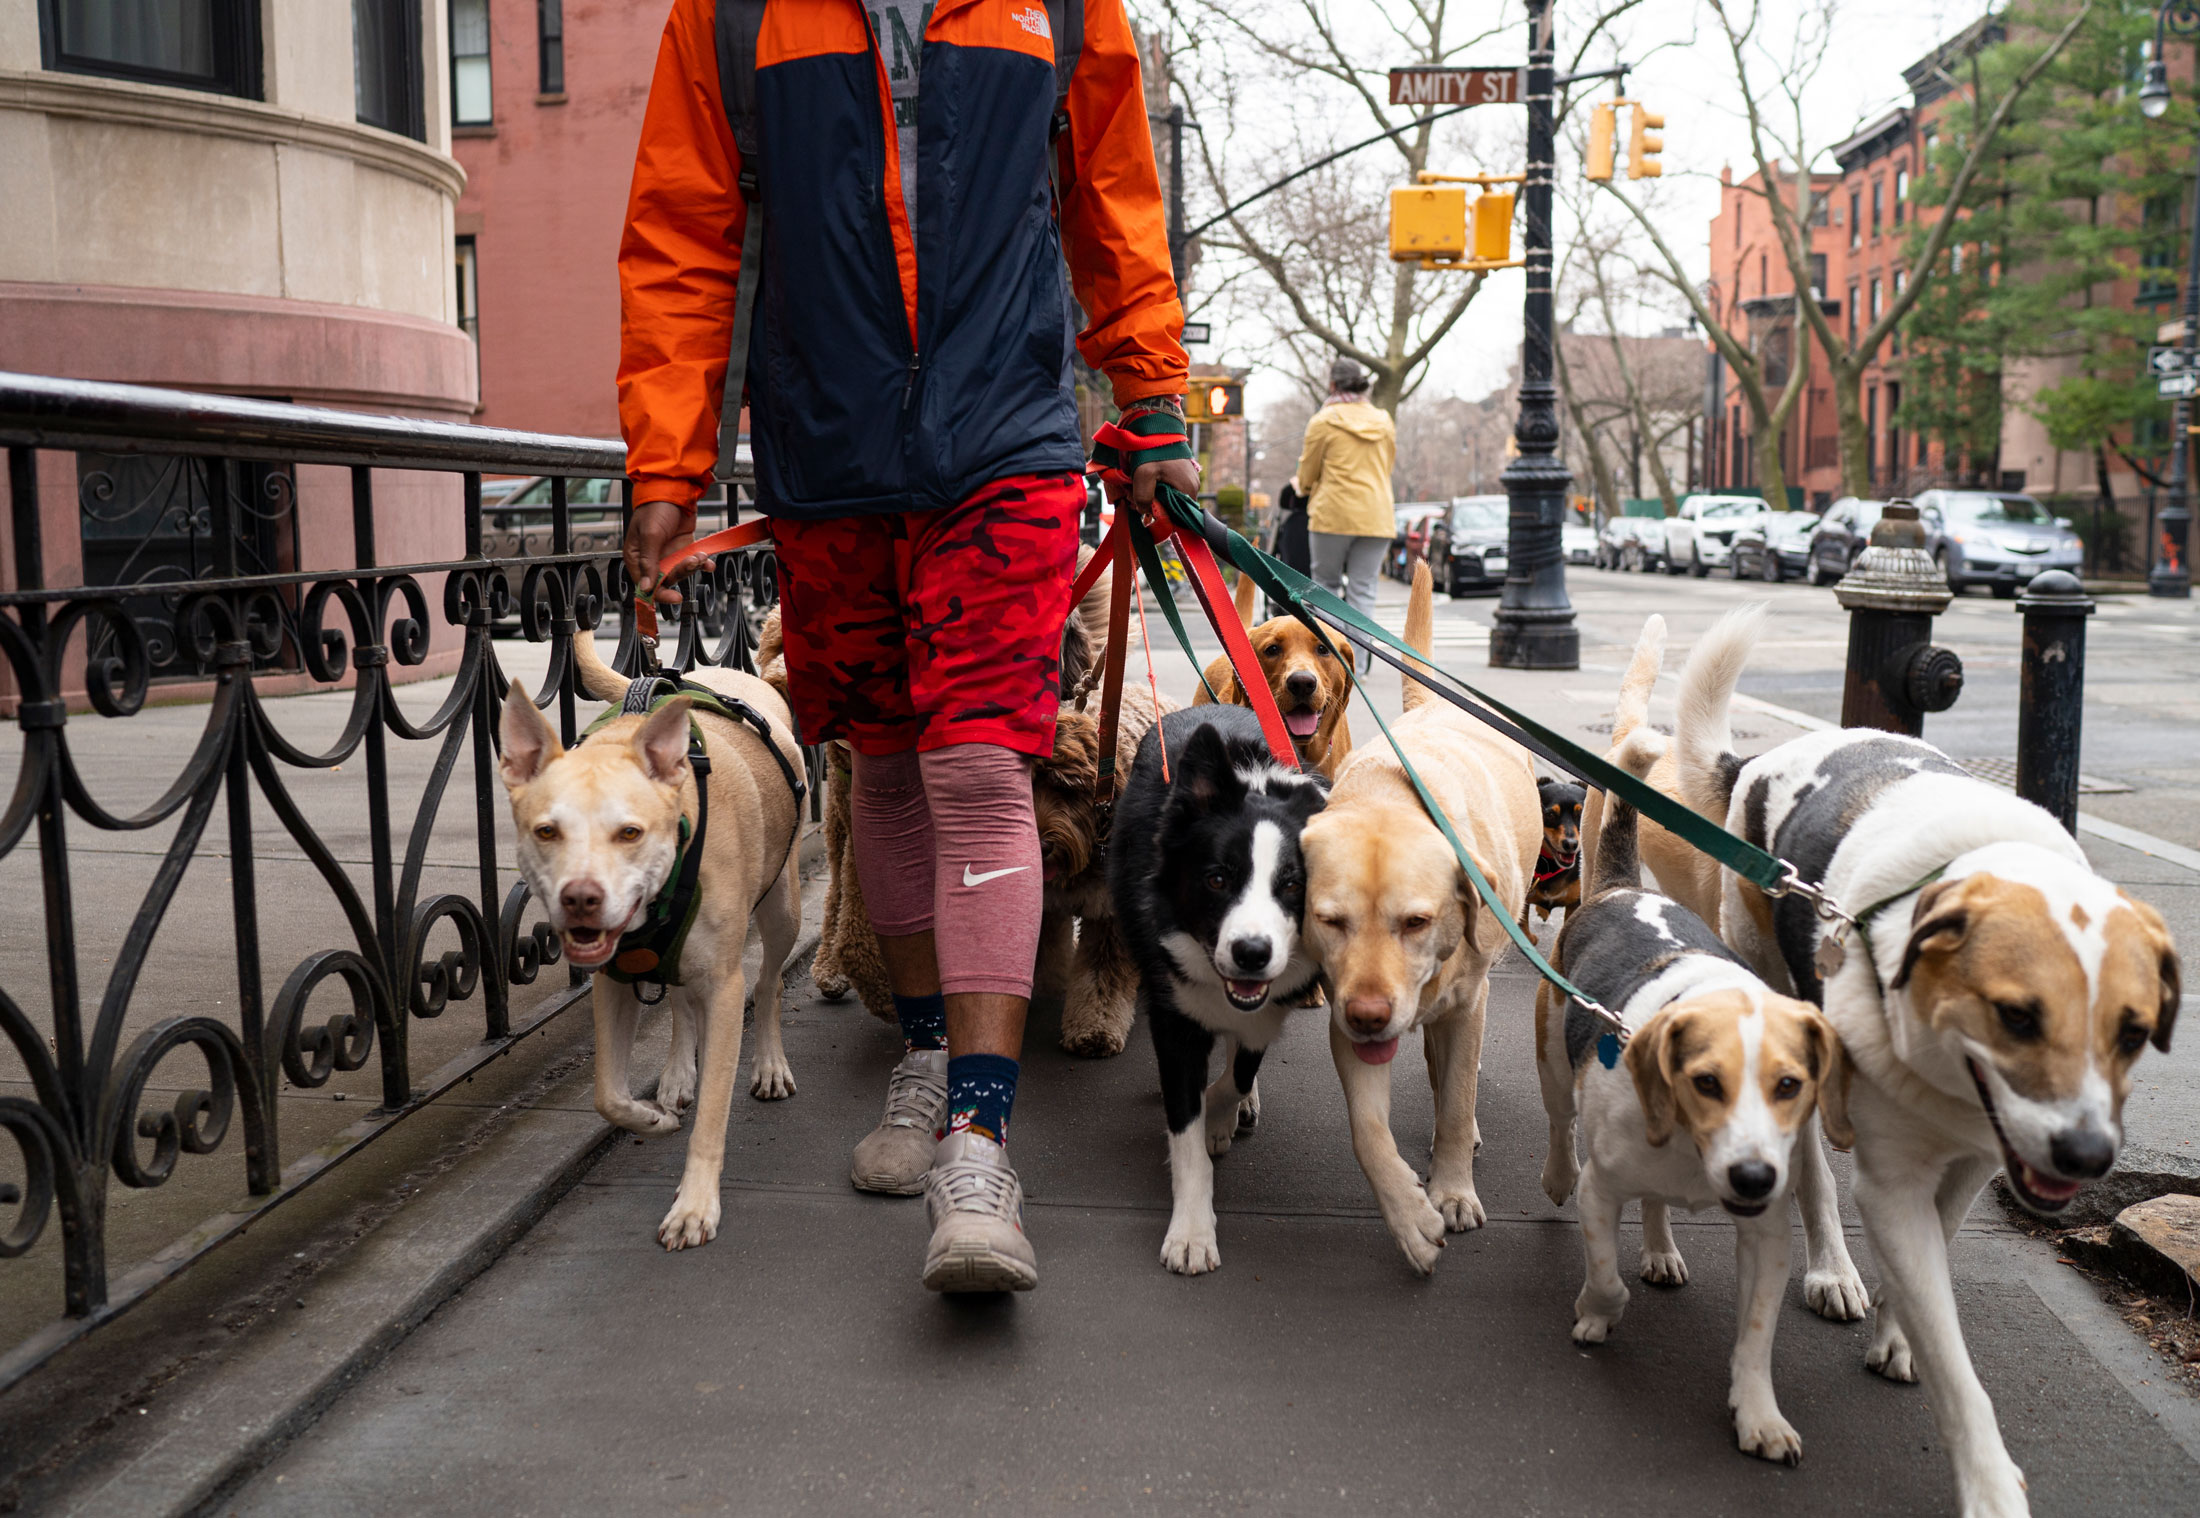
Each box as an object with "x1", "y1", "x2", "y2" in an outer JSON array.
[{"x1": 771, "y1": 472, "x2": 1084, "y2": 758}]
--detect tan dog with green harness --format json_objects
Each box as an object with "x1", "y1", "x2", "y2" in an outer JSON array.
[{"x1": 500, "y1": 633, "x2": 805, "y2": 1250}]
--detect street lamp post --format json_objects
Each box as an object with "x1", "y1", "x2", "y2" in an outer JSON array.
[
  {"x1": 1491, "y1": 0, "x2": 1581, "y2": 667},
  {"x1": 2140, "y1": 3, "x2": 2197, "y2": 598}
]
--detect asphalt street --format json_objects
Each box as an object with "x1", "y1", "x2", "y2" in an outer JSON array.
[{"x1": 224, "y1": 564, "x2": 2200, "y2": 1516}]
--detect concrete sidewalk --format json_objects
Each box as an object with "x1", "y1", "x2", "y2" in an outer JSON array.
[{"x1": 217, "y1": 571, "x2": 2200, "y2": 1516}]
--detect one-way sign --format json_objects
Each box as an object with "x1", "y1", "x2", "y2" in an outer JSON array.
[
  {"x1": 2160, "y1": 370, "x2": 2200, "y2": 399},
  {"x1": 2150, "y1": 345, "x2": 2195, "y2": 375}
]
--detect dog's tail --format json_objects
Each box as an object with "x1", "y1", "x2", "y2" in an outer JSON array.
[
  {"x1": 1588, "y1": 725, "x2": 1664, "y2": 899},
  {"x1": 1610, "y1": 614, "x2": 1667, "y2": 751},
  {"x1": 755, "y1": 604, "x2": 790, "y2": 703},
  {"x1": 1400, "y1": 559, "x2": 1438, "y2": 712},
  {"x1": 1673, "y1": 602, "x2": 1766, "y2": 825},
  {"x1": 571, "y1": 619, "x2": 632, "y2": 703},
  {"x1": 1233, "y1": 569, "x2": 1258, "y2": 631}
]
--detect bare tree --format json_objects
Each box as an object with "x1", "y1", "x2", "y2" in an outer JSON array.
[
  {"x1": 1163, "y1": 0, "x2": 1649, "y2": 412},
  {"x1": 1662, "y1": 0, "x2": 2092, "y2": 497}
]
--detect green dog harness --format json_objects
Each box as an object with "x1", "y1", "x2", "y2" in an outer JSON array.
[{"x1": 579, "y1": 673, "x2": 805, "y2": 992}]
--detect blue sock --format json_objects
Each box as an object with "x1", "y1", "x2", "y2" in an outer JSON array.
[
  {"x1": 894, "y1": 992, "x2": 947, "y2": 1052},
  {"x1": 945, "y1": 1053, "x2": 1019, "y2": 1145}
]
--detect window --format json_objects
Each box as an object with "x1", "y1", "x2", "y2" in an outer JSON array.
[
  {"x1": 40, "y1": 0, "x2": 262, "y2": 97},
  {"x1": 2140, "y1": 193, "x2": 2181, "y2": 305},
  {"x1": 1871, "y1": 180, "x2": 1883, "y2": 236},
  {"x1": 1866, "y1": 387, "x2": 1878, "y2": 471},
  {"x1": 1891, "y1": 270, "x2": 1905, "y2": 352},
  {"x1": 354, "y1": 0, "x2": 422, "y2": 139},
  {"x1": 1846, "y1": 284, "x2": 1858, "y2": 346},
  {"x1": 455, "y1": 236, "x2": 480, "y2": 343},
  {"x1": 1871, "y1": 276, "x2": 1883, "y2": 321},
  {"x1": 1735, "y1": 200, "x2": 1742, "y2": 247},
  {"x1": 1849, "y1": 192, "x2": 1861, "y2": 249},
  {"x1": 1917, "y1": 430, "x2": 1928, "y2": 467},
  {"x1": 1759, "y1": 253, "x2": 1768, "y2": 295},
  {"x1": 1809, "y1": 252, "x2": 1827, "y2": 296},
  {"x1": 1894, "y1": 165, "x2": 1909, "y2": 225},
  {"x1": 537, "y1": 0, "x2": 562, "y2": 94},
  {"x1": 1952, "y1": 244, "x2": 1964, "y2": 274},
  {"x1": 451, "y1": 0, "x2": 491, "y2": 125}
]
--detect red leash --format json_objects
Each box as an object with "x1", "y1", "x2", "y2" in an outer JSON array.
[{"x1": 633, "y1": 517, "x2": 775, "y2": 652}]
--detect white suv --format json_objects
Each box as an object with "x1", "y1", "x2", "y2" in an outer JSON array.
[{"x1": 1663, "y1": 494, "x2": 1770, "y2": 577}]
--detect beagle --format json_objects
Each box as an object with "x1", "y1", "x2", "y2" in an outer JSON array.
[
  {"x1": 1535, "y1": 738, "x2": 1848, "y2": 1466},
  {"x1": 1675, "y1": 603, "x2": 2182, "y2": 1515}
]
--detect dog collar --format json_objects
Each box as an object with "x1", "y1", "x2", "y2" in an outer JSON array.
[
  {"x1": 1819, "y1": 865, "x2": 1948, "y2": 985},
  {"x1": 577, "y1": 673, "x2": 806, "y2": 993}
]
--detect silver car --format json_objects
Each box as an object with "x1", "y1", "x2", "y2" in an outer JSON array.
[{"x1": 1912, "y1": 488, "x2": 2083, "y2": 598}]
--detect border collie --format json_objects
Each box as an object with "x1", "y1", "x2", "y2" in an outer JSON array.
[{"x1": 1109, "y1": 705, "x2": 1327, "y2": 1275}]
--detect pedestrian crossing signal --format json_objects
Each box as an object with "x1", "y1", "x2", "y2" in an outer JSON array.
[
  {"x1": 1587, "y1": 103, "x2": 1616, "y2": 182},
  {"x1": 1186, "y1": 382, "x2": 1244, "y2": 423}
]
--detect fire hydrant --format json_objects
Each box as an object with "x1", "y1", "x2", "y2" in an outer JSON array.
[{"x1": 1833, "y1": 501, "x2": 1963, "y2": 735}]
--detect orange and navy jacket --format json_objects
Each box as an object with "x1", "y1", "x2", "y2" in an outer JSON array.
[{"x1": 617, "y1": 0, "x2": 1188, "y2": 521}]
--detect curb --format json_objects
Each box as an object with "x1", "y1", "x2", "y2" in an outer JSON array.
[{"x1": 11, "y1": 867, "x2": 830, "y2": 1518}]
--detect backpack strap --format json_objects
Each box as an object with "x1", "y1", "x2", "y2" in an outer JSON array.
[
  {"x1": 1046, "y1": 0, "x2": 1081, "y2": 138},
  {"x1": 713, "y1": 0, "x2": 769, "y2": 484}
]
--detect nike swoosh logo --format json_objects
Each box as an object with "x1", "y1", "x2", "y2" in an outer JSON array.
[{"x1": 961, "y1": 865, "x2": 1030, "y2": 888}]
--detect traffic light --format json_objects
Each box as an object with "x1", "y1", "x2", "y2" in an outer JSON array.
[
  {"x1": 1586, "y1": 102, "x2": 1616, "y2": 182},
  {"x1": 1470, "y1": 190, "x2": 1515, "y2": 265},
  {"x1": 1184, "y1": 381, "x2": 1244, "y2": 423},
  {"x1": 1627, "y1": 104, "x2": 1664, "y2": 180}
]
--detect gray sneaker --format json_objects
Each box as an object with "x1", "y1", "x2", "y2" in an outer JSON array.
[
  {"x1": 850, "y1": 1048, "x2": 947, "y2": 1196},
  {"x1": 921, "y1": 1129, "x2": 1039, "y2": 1293}
]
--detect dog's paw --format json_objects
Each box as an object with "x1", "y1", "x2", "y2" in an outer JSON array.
[
  {"x1": 656, "y1": 1067, "x2": 697, "y2": 1118},
  {"x1": 813, "y1": 968, "x2": 851, "y2": 1001},
  {"x1": 1639, "y1": 1247, "x2": 1689, "y2": 1287},
  {"x1": 749, "y1": 1055, "x2": 796, "y2": 1101},
  {"x1": 601, "y1": 1097, "x2": 682, "y2": 1137},
  {"x1": 1237, "y1": 1083, "x2": 1261, "y2": 1131},
  {"x1": 1866, "y1": 1322, "x2": 1917, "y2": 1384},
  {"x1": 1427, "y1": 1181, "x2": 1486, "y2": 1232},
  {"x1": 1160, "y1": 1220, "x2": 1221, "y2": 1276},
  {"x1": 1389, "y1": 1197, "x2": 1449, "y2": 1275},
  {"x1": 1059, "y1": 1022, "x2": 1127, "y2": 1059},
  {"x1": 1571, "y1": 1310, "x2": 1619, "y2": 1345},
  {"x1": 1733, "y1": 1405, "x2": 1802, "y2": 1467},
  {"x1": 657, "y1": 1187, "x2": 721, "y2": 1251},
  {"x1": 1204, "y1": 1112, "x2": 1236, "y2": 1158},
  {"x1": 1541, "y1": 1151, "x2": 1579, "y2": 1207},
  {"x1": 1805, "y1": 1265, "x2": 1870, "y2": 1322}
]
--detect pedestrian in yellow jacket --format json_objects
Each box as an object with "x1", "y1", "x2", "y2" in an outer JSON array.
[{"x1": 1296, "y1": 359, "x2": 1396, "y2": 664}]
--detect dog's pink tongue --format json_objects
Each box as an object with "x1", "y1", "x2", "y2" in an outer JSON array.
[
  {"x1": 1352, "y1": 1036, "x2": 1399, "y2": 1066},
  {"x1": 1284, "y1": 710, "x2": 1321, "y2": 738}
]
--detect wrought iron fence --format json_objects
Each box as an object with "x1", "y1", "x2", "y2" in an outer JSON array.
[{"x1": 0, "y1": 372, "x2": 798, "y2": 1389}]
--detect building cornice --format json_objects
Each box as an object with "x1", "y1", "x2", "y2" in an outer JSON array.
[{"x1": 0, "y1": 69, "x2": 466, "y2": 201}]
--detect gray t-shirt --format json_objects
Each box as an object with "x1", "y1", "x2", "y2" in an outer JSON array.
[{"x1": 869, "y1": 1, "x2": 931, "y2": 229}]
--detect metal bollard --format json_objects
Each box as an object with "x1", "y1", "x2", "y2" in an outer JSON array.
[
  {"x1": 2015, "y1": 569, "x2": 2094, "y2": 833},
  {"x1": 1833, "y1": 501, "x2": 1964, "y2": 735}
]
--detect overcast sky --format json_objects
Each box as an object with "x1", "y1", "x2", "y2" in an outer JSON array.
[{"x1": 1165, "y1": 0, "x2": 1988, "y2": 413}]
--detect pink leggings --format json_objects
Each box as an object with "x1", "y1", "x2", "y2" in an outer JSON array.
[{"x1": 848, "y1": 744, "x2": 1040, "y2": 999}]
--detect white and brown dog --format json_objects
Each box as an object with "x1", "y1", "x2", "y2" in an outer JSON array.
[
  {"x1": 1197, "y1": 573, "x2": 1355, "y2": 779},
  {"x1": 1298, "y1": 563, "x2": 1543, "y2": 1271},
  {"x1": 499, "y1": 633, "x2": 805, "y2": 1251},
  {"x1": 1536, "y1": 735, "x2": 1849, "y2": 1466},
  {"x1": 1676, "y1": 603, "x2": 2182, "y2": 1516}
]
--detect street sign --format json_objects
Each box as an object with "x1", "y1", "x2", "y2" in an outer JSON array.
[
  {"x1": 2160, "y1": 370, "x2": 2200, "y2": 399},
  {"x1": 1182, "y1": 321, "x2": 1211, "y2": 346},
  {"x1": 1388, "y1": 67, "x2": 1525, "y2": 107},
  {"x1": 2151, "y1": 345, "x2": 2194, "y2": 376}
]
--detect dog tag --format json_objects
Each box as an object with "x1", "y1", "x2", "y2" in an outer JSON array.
[
  {"x1": 1813, "y1": 930, "x2": 1846, "y2": 979},
  {"x1": 1596, "y1": 1033, "x2": 1620, "y2": 1069}
]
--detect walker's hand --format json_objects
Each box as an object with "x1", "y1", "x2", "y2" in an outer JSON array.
[
  {"x1": 623, "y1": 502, "x2": 697, "y2": 606},
  {"x1": 1124, "y1": 456, "x2": 1202, "y2": 513}
]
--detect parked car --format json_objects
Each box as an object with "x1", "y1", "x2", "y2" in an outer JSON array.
[
  {"x1": 1729, "y1": 511, "x2": 1820, "y2": 582},
  {"x1": 1912, "y1": 488, "x2": 2083, "y2": 597},
  {"x1": 1388, "y1": 501, "x2": 1448, "y2": 579},
  {"x1": 1805, "y1": 496, "x2": 1888, "y2": 585},
  {"x1": 1599, "y1": 514, "x2": 1658, "y2": 571},
  {"x1": 1400, "y1": 507, "x2": 1446, "y2": 577},
  {"x1": 1562, "y1": 517, "x2": 1599, "y2": 565},
  {"x1": 1662, "y1": 494, "x2": 1769, "y2": 576},
  {"x1": 1427, "y1": 495, "x2": 1510, "y2": 596}
]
